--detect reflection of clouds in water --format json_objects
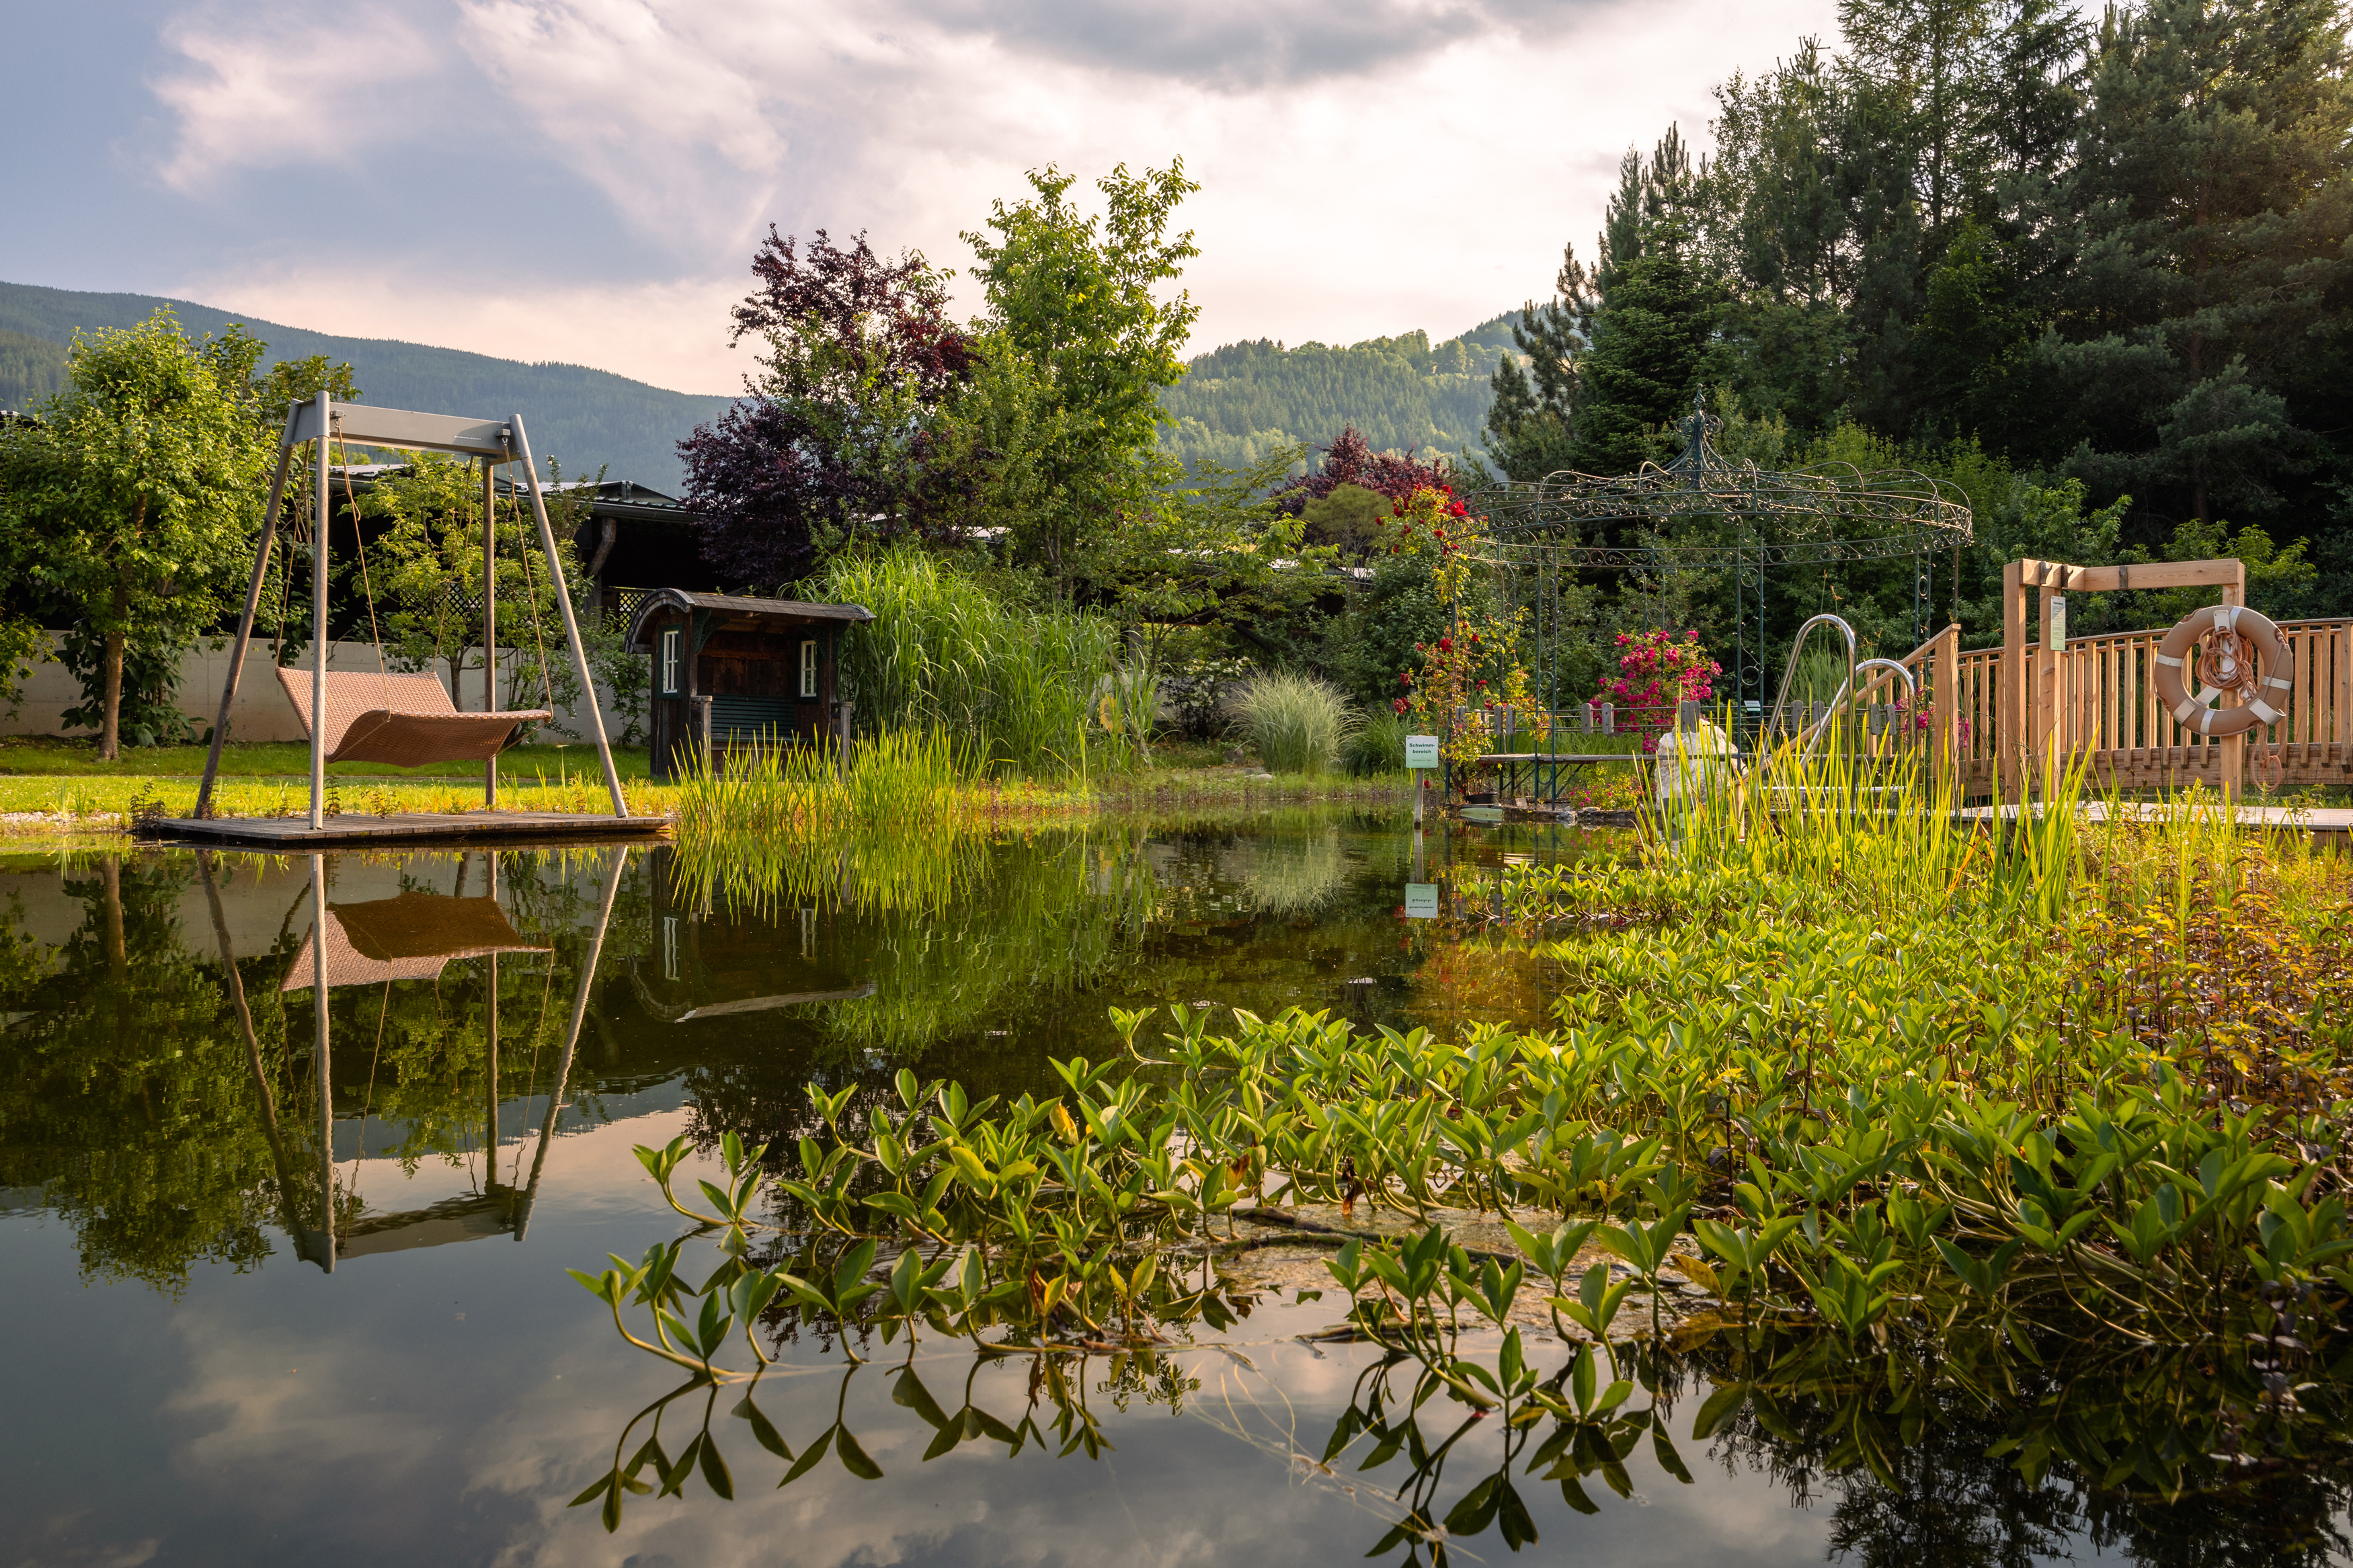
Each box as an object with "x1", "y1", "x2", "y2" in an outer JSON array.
[{"x1": 467, "y1": 1329, "x2": 1835, "y2": 1568}]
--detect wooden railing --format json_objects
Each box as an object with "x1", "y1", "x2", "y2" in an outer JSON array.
[{"x1": 1952, "y1": 618, "x2": 2353, "y2": 795}]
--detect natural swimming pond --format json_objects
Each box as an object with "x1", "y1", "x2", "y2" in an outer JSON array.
[{"x1": 2, "y1": 814, "x2": 2347, "y2": 1565}]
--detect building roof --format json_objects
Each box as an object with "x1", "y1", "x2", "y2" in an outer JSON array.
[{"x1": 625, "y1": 587, "x2": 875, "y2": 651}]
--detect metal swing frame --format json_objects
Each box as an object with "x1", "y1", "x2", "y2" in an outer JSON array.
[{"x1": 194, "y1": 393, "x2": 628, "y2": 828}]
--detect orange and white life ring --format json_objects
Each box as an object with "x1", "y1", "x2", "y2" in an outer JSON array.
[{"x1": 2150, "y1": 604, "x2": 2292, "y2": 739}]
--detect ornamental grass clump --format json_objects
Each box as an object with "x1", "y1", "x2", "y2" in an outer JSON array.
[{"x1": 1230, "y1": 671, "x2": 1358, "y2": 775}]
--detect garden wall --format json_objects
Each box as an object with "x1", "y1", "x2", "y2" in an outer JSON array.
[{"x1": 5, "y1": 633, "x2": 637, "y2": 748}]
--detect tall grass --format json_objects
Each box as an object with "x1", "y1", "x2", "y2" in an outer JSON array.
[
  {"x1": 814, "y1": 550, "x2": 1132, "y2": 780},
  {"x1": 1343, "y1": 704, "x2": 1407, "y2": 776},
  {"x1": 669, "y1": 727, "x2": 979, "y2": 915},
  {"x1": 1230, "y1": 671, "x2": 1358, "y2": 774}
]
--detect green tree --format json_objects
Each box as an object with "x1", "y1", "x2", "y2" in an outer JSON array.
[
  {"x1": 963, "y1": 161, "x2": 1202, "y2": 594},
  {"x1": 2040, "y1": 0, "x2": 2352, "y2": 528},
  {"x1": 0, "y1": 311, "x2": 277, "y2": 756},
  {"x1": 1484, "y1": 243, "x2": 1593, "y2": 481},
  {"x1": 1091, "y1": 444, "x2": 1330, "y2": 755}
]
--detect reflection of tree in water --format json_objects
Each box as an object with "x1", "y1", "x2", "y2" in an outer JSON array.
[
  {"x1": 0, "y1": 857, "x2": 299, "y2": 1289},
  {"x1": 0, "y1": 850, "x2": 647, "y2": 1290},
  {"x1": 1691, "y1": 1335, "x2": 2353, "y2": 1568}
]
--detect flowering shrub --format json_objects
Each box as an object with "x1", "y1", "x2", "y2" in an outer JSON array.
[
  {"x1": 1388, "y1": 487, "x2": 1548, "y2": 770},
  {"x1": 1601, "y1": 630, "x2": 1720, "y2": 753}
]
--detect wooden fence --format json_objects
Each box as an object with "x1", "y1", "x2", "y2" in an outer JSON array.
[{"x1": 1949, "y1": 617, "x2": 2353, "y2": 797}]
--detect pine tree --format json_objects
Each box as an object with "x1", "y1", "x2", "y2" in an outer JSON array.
[
  {"x1": 1484, "y1": 243, "x2": 1593, "y2": 480},
  {"x1": 1572, "y1": 130, "x2": 1725, "y2": 478},
  {"x1": 2043, "y1": 0, "x2": 2353, "y2": 527}
]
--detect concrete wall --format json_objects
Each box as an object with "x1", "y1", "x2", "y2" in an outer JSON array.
[{"x1": 6, "y1": 632, "x2": 642, "y2": 747}]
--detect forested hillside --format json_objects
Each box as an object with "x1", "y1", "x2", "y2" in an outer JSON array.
[
  {"x1": 1157, "y1": 314, "x2": 1519, "y2": 472},
  {"x1": 0, "y1": 281, "x2": 730, "y2": 486}
]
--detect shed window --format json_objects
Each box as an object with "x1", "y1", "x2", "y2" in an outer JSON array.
[
  {"x1": 658, "y1": 627, "x2": 682, "y2": 696},
  {"x1": 799, "y1": 639, "x2": 819, "y2": 699}
]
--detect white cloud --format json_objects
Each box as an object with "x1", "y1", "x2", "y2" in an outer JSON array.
[
  {"x1": 151, "y1": 3, "x2": 449, "y2": 191},
  {"x1": 143, "y1": 0, "x2": 1842, "y2": 391},
  {"x1": 454, "y1": 2, "x2": 791, "y2": 251}
]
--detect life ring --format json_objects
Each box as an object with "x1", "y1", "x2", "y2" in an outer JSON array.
[{"x1": 2150, "y1": 604, "x2": 2293, "y2": 739}]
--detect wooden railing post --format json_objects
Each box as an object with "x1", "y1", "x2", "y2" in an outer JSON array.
[
  {"x1": 2001, "y1": 559, "x2": 2026, "y2": 804},
  {"x1": 1935, "y1": 623, "x2": 1959, "y2": 784}
]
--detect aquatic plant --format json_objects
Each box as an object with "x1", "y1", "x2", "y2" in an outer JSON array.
[
  {"x1": 573, "y1": 754, "x2": 2353, "y2": 1547},
  {"x1": 668, "y1": 727, "x2": 975, "y2": 915},
  {"x1": 815, "y1": 548, "x2": 1131, "y2": 779},
  {"x1": 1230, "y1": 670, "x2": 1359, "y2": 775}
]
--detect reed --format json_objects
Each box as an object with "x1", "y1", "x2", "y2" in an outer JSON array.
[
  {"x1": 1230, "y1": 670, "x2": 1359, "y2": 775},
  {"x1": 668, "y1": 727, "x2": 975, "y2": 915},
  {"x1": 814, "y1": 549, "x2": 1131, "y2": 780}
]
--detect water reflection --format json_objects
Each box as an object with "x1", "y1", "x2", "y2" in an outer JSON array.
[{"x1": 20, "y1": 818, "x2": 2338, "y2": 1565}]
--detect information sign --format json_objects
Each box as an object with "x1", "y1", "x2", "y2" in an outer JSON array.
[{"x1": 1403, "y1": 735, "x2": 1441, "y2": 770}]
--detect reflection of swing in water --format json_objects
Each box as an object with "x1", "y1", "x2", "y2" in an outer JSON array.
[{"x1": 200, "y1": 847, "x2": 627, "y2": 1272}]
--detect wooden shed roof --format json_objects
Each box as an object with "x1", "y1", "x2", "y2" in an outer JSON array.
[{"x1": 626, "y1": 588, "x2": 875, "y2": 651}]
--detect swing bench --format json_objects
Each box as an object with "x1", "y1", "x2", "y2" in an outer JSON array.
[
  {"x1": 157, "y1": 395, "x2": 664, "y2": 845},
  {"x1": 273, "y1": 667, "x2": 547, "y2": 768}
]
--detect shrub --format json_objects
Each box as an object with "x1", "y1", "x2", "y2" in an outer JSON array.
[
  {"x1": 1230, "y1": 671, "x2": 1359, "y2": 775},
  {"x1": 1343, "y1": 704, "x2": 1406, "y2": 776}
]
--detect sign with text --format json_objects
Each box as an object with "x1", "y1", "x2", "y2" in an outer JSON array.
[
  {"x1": 1403, "y1": 735, "x2": 1441, "y2": 770},
  {"x1": 1402, "y1": 883, "x2": 1439, "y2": 919}
]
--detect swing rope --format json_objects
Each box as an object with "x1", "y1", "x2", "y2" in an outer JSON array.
[
  {"x1": 503, "y1": 477, "x2": 561, "y2": 716},
  {"x1": 332, "y1": 428, "x2": 393, "y2": 688}
]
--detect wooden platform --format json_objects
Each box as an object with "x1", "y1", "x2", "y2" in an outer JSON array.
[
  {"x1": 134, "y1": 810, "x2": 670, "y2": 849},
  {"x1": 1956, "y1": 800, "x2": 2353, "y2": 832}
]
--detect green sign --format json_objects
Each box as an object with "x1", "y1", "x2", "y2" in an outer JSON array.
[{"x1": 1404, "y1": 735, "x2": 1441, "y2": 770}]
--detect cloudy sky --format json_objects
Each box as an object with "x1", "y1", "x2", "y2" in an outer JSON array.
[{"x1": 3, "y1": 0, "x2": 1839, "y2": 394}]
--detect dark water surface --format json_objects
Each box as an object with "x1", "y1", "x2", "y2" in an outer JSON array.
[{"x1": 1, "y1": 815, "x2": 2345, "y2": 1565}]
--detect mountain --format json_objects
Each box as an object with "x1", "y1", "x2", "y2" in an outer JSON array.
[
  {"x1": 1156, "y1": 312, "x2": 1521, "y2": 474},
  {"x1": 0, "y1": 281, "x2": 733, "y2": 489}
]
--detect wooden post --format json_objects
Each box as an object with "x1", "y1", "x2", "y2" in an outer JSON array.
[
  {"x1": 310, "y1": 394, "x2": 331, "y2": 829},
  {"x1": 2221, "y1": 563, "x2": 2247, "y2": 800},
  {"x1": 197, "y1": 412, "x2": 299, "y2": 821},
  {"x1": 2001, "y1": 559, "x2": 2025, "y2": 804},
  {"x1": 483, "y1": 458, "x2": 497, "y2": 810},
  {"x1": 1935, "y1": 622, "x2": 1959, "y2": 785}
]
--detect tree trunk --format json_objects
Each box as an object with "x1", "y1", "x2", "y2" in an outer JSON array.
[{"x1": 99, "y1": 625, "x2": 126, "y2": 760}]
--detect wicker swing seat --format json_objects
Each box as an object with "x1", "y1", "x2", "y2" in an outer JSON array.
[{"x1": 275, "y1": 667, "x2": 551, "y2": 768}]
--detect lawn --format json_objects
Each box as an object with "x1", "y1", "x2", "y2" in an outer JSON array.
[{"x1": 0, "y1": 735, "x2": 657, "y2": 779}]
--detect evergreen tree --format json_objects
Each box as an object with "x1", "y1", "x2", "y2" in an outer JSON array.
[
  {"x1": 1572, "y1": 130, "x2": 1725, "y2": 479},
  {"x1": 1483, "y1": 242, "x2": 1593, "y2": 480},
  {"x1": 2042, "y1": 0, "x2": 2353, "y2": 528}
]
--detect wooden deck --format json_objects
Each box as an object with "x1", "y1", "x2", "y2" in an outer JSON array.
[{"x1": 134, "y1": 810, "x2": 670, "y2": 849}]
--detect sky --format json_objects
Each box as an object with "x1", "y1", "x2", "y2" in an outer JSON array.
[{"x1": 2, "y1": 0, "x2": 1841, "y2": 395}]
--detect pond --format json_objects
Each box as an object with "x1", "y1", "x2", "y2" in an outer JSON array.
[{"x1": 1, "y1": 815, "x2": 2346, "y2": 1566}]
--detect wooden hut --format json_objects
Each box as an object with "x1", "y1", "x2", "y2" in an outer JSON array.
[{"x1": 626, "y1": 590, "x2": 875, "y2": 780}]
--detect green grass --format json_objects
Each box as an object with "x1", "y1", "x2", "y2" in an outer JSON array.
[
  {"x1": 1231, "y1": 671, "x2": 1359, "y2": 774},
  {"x1": 0, "y1": 735, "x2": 657, "y2": 780},
  {"x1": 0, "y1": 770, "x2": 682, "y2": 826}
]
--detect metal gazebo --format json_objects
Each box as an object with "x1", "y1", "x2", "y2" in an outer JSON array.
[{"x1": 1470, "y1": 397, "x2": 1974, "y2": 738}]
